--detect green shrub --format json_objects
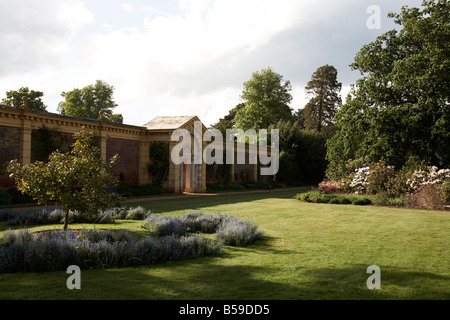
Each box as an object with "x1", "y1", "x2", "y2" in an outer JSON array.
[
  {"x1": 329, "y1": 196, "x2": 352, "y2": 205},
  {"x1": 0, "y1": 189, "x2": 12, "y2": 205},
  {"x1": 441, "y1": 182, "x2": 450, "y2": 205},
  {"x1": 295, "y1": 190, "x2": 374, "y2": 206},
  {"x1": 351, "y1": 197, "x2": 372, "y2": 206},
  {"x1": 294, "y1": 190, "x2": 335, "y2": 203},
  {"x1": 370, "y1": 192, "x2": 389, "y2": 205},
  {"x1": 385, "y1": 197, "x2": 404, "y2": 206}
]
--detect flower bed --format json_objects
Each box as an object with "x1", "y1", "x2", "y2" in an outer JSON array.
[
  {"x1": 0, "y1": 211, "x2": 265, "y2": 273},
  {"x1": 318, "y1": 160, "x2": 450, "y2": 210},
  {"x1": 0, "y1": 206, "x2": 151, "y2": 226},
  {"x1": 141, "y1": 212, "x2": 265, "y2": 247}
]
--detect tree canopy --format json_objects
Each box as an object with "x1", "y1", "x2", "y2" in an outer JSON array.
[
  {"x1": 1, "y1": 87, "x2": 47, "y2": 112},
  {"x1": 234, "y1": 67, "x2": 294, "y2": 130},
  {"x1": 303, "y1": 65, "x2": 341, "y2": 133},
  {"x1": 58, "y1": 80, "x2": 123, "y2": 124},
  {"x1": 327, "y1": 0, "x2": 450, "y2": 178},
  {"x1": 7, "y1": 131, "x2": 120, "y2": 230}
]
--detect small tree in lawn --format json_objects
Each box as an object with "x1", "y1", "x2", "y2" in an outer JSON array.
[{"x1": 7, "y1": 130, "x2": 120, "y2": 230}]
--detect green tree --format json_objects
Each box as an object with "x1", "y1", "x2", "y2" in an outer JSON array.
[
  {"x1": 269, "y1": 120, "x2": 328, "y2": 185},
  {"x1": 235, "y1": 67, "x2": 294, "y2": 130},
  {"x1": 1, "y1": 87, "x2": 47, "y2": 112},
  {"x1": 58, "y1": 80, "x2": 123, "y2": 124},
  {"x1": 293, "y1": 108, "x2": 305, "y2": 129},
  {"x1": 7, "y1": 131, "x2": 120, "y2": 230},
  {"x1": 327, "y1": 0, "x2": 450, "y2": 178},
  {"x1": 303, "y1": 65, "x2": 341, "y2": 133}
]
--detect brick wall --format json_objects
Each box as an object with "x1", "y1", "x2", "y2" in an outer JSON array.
[
  {"x1": 106, "y1": 137, "x2": 139, "y2": 184},
  {"x1": 0, "y1": 126, "x2": 21, "y2": 188}
]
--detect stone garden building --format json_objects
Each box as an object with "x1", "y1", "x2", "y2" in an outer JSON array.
[{"x1": 0, "y1": 104, "x2": 274, "y2": 194}]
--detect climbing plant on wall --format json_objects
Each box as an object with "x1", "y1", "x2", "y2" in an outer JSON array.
[
  {"x1": 32, "y1": 125, "x2": 68, "y2": 162},
  {"x1": 146, "y1": 141, "x2": 170, "y2": 187}
]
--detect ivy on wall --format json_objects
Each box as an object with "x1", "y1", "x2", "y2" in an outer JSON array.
[
  {"x1": 146, "y1": 141, "x2": 170, "y2": 187},
  {"x1": 32, "y1": 125, "x2": 67, "y2": 162}
]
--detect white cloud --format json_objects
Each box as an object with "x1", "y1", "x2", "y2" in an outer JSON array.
[
  {"x1": 70, "y1": 0, "x2": 305, "y2": 125},
  {"x1": 0, "y1": 0, "x2": 93, "y2": 75},
  {"x1": 121, "y1": 3, "x2": 134, "y2": 13},
  {"x1": 140, "y1": 6, "x2": 170, "y2": 17},
  {"x1": 0, "y1": 0, "x2": 425, "y2": 127},
  {"x1": 0, "y1": 0, "x2": 93, "y2": 112}
]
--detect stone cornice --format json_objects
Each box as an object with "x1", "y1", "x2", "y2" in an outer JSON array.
[{"x1": 0, "y1": 105, "x2": 148, "y2": 136}]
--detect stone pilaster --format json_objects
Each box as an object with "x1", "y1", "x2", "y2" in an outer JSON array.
[
  {"x1": 168, "y1": 141, "x2": 180, "y2": 193},
  {"x1": 253, "y1": 163, "x2": 258, "y2": 182},
  {"x1": 138, "y1": 136, "x2": 150, "y2": 185},
  {"x1": 20, "y1": 115, "x2": 32, "y2": 165}
]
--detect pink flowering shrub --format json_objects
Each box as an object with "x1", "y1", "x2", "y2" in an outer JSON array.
[
  {"x1": 366, "y1": 161, "x2": 396, "y2": 195},
  {"x1": 318, "y1": 180, "x2": 340, "y2": 193}
]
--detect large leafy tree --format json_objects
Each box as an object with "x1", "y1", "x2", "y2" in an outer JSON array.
[
  {"x1": 303, "y1": 65, "x2": 342, "y2": 133},
  {"x1": 1, "y1": 87, "x2": 47, "y2": 112},
  {"x1": 234, "y1": 67, "x2": 294, "y2": 130},
  {"x1": 58, "y1": 80, "x2": 123, "y2": 124},
  {"x1": 327, "y1": 0, "x2": 449, "y2": 178},
  {"x1": 7, "y1": 131, "x2": 120, "y2": 230}
]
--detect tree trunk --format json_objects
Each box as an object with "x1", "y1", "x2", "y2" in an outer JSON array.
[{"x1": 63, "y1": 207, "x2": 70, "y2": 231}]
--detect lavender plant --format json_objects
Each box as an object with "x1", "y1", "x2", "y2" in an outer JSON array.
[
  {"x1": 0, "y1": 211, "x2": 264, "y2": 273},
  {"x1": 0, "y1": 228, "x2": 223, "y2": 273},
  {"x1": 141, "y1": 212, "x2": 265, "y2": 247},
  {"x1": 0, "y1": 205, "x2": 150, "y2": 226}
]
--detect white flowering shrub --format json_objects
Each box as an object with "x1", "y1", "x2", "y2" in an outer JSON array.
[
  {"x1": 407, "y1": 166, "x2": 450, "y2": 191},
  {"x1": 349, "y1": 167, "x2": 371, "y2": 194}
]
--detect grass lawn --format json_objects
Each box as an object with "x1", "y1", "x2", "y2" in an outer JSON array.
[{"x1": 0, "y1": 188, "x2": 449, "y2": 300}]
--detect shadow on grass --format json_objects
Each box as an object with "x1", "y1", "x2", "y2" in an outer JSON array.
[
  {"x1": 1, "y1": 233, "x2": 448, "y2": 300},
  {"x1": 123, "y1": 188, "x2": 309, "y2": 214},
  {"x1": 301, "y1": 265, "x2": 450, "y2": 300},
  {"x1": 33, "y1": 262, "x2": 449, "y2": 300}
]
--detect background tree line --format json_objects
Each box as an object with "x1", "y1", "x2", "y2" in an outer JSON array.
[
  {"x1": 213, "y1": 0, "x2": 449, "y2": 185},
  {"x1": 3, "y1": 1, "x2": 447, "y2": 187},
  {"x1": 327, "y1": 0, "x2": 449, "y2": 178},
  {"x1": 212, "y1": 65, "x2": 341, "y2": 185},
  {"x1": 1, "y1": 80, "x2": 123, "y2": 124}
]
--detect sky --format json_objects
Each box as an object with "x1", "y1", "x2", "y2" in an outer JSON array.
[{"x1": 0, "y1": 0, "x2": 423, "y2": 127}]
